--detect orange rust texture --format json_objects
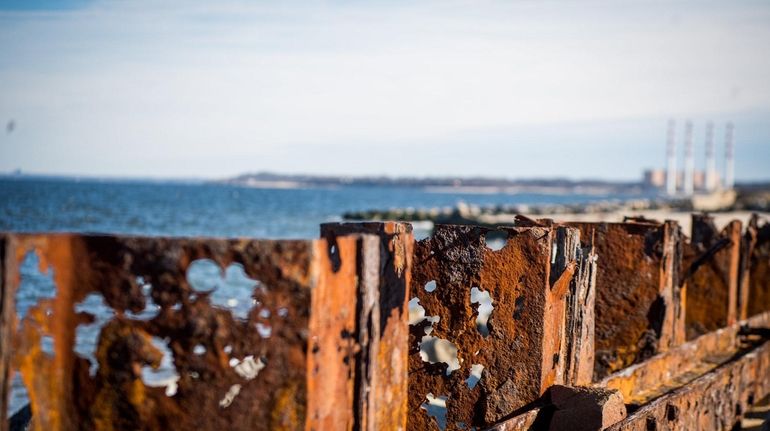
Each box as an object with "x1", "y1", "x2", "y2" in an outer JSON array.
[
  {"x1": 600, "y1": 310, "x2": 770, "y2": 410},
  {"x1": 748, "y1": 217, "x2": 770, "y2": 317},
  {"x1": 320, "y1": 222, "x2": 413, "y2": 431},
  {"x1": 4, "y1": 233, "x2": 364, "y2": 431},
  {"x1": 568, "y1": 221, "x2": 684, "y2": 381},
  {"x1": 408, "y1": 224, "x2": 576, "y2": 430},
  {"x1": 607, "y1": 336, "x2": 770, "y2": 431},
  {"x1": 1, "y1": 235, "x2": 12, "y2": 431},
  {"x1": 683, "y1": 215, "x2": 741, "y2": 340},
  {"x1": 306, "y1": 237, "x2": 359, "y2": 431}
]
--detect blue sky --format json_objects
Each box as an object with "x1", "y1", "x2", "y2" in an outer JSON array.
[{"x1": 1, "y1": 0, "x2": 769, "y2": 180}]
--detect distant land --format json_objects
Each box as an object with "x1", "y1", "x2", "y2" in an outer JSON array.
[
  {"x1": 220, "y1": 172, "x2": 650, "y2": 195},
  {"x1": 2, "y1": 171, "x2": 770, "y2": 196}
]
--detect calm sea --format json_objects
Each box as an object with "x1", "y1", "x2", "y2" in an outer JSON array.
[{"x1": 0, "y1": 176, "x2": 641, "y2": 416}]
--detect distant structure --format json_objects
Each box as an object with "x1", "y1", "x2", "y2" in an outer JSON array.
[
  {"x1": 683, "y1": 120, "x2": 694, "y2": 196},
  {"x1": 704, "y1": 122, "x2": 717, "y2": 192},
  {"x1": 643, "y1": 120, "x2": 732, "y2": 195},
  {"x1": 724, "y1": 122, "x2": 735, "y2": 190},
  {"x1": 666, "y1": 119, "x2": 677, "y2": 196}
]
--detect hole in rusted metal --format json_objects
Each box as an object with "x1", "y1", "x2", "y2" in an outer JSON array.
[
  {"x1": 193, "y1": 344, "x2": 206, "y2": 355},
  {"x1": 484, "y1": 231, "x2": 507, "y2": 251},
  {"x1": 409, "y1": 297, "x2": 439, "y2": 334},
  {"x1": 465, "y1": 364, "x2": 484, "y2": 389},
  {"x1": 74, "y1": 292, "x2": 114, "y2": 376},
  {"x1": 186, "y1": 259, "x2": 260, "y2": 320},
  {"x1": 40, "y1": 335, "x2": 54, "y2": 356},
  {"x1": 256, "y1": 322, "x2": 272, "y2": 338},
  {"x1": 141, "y1": 336, "x2": 179, "y2": 397},
  {"x1": 666, "y1": 404, "x2": 678, "y2": 421},
  {"x1": 409, "y1": 297, "x2": 426, "y2": 325},
  {"x1": 15, "y1": 249, "x2": 56, "y2": 319},
  {"x1": 126, "y1": 276, "x2": 160, "y2": 321},
  {"x1": 421, "y1": 393, "x2": 449, "y2": 430},
  {"x1": 419, "y1": 336, "x2": 460, "y2": 375},
  {"x1": 7, "y1": 372, "x2": 29, "y2": 418},
  {"x1": 470, "y1": 287, "x2": 493, "y2": 337},
  {"x1": 424, "y1": 280, "x2": 437, "y2": 292},
  {"x1": 327, "y1": 241, "x2": 342, "y2": 272}
]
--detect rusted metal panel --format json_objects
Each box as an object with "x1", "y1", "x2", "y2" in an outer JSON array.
[
  {"x1": 407, "y1": 224, "x2": 582, "y2": 430},
  {"x1": 607, "y1": 336, "x2": 770, "y2": 430},
  {"x1": 567, "y1": 221, "x2": 685, "y2": 380},
  {"x1": 683, "y1": 215, "x2": 742, "y2": 339},
  {"x1": 3, "y1": 233, "x2": 367, "y2": 431},
  {"x1": 737, "y1": 215, "x2": 759, "y2": 321},
  {"x1": 0, "y1": 235, "x2": 12, "y2": 431},
  {"x1": 748, "y1": 217, "x2": 770, "y2": 317},
  {"x1": 320, "y1": 222, "x2": 413, "y2": 431}
]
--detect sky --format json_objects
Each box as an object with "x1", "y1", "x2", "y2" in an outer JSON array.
[{"x1": 1, "y1": 0, "x2": 769, "y2": 181}]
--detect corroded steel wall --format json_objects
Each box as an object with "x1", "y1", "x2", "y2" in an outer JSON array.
[
  {"x1": 406, "y1": 224, "x2": 590, "y2": 430},
  {"x1": 2, "y1": 213, "x2": 770, "y2": 431},
  {"x1": 0, "y1": 233, "x2": 366, "y2": 431},
  {"x1": 567, "y1": 221, "x2": 685, "y2": 380}
]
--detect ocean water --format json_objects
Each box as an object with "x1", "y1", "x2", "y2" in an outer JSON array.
[
  {"x1": 0, "y1": 177, "x2": 638, "y2": 238},
  {"x1": 0, "y1": 176, "x2": 641, "y2": 417}
]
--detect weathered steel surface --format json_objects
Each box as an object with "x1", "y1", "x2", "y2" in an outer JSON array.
[
  {"x1": 748, "y1": 217, "x2": 770, "y2": 317},
  {"x1": 567, "y1": 221, "x2": 684, "y2": 380},
  {"x1": 548, "y1": 385, "x2": 626, "y2": 431},
  {"x1": 407, "y1": 224, "x2": 582, "y2": 430},
  {"x1": 683, "y1": 215, "x2": 741, "y2": 339},
  {"x1": 2, "y1": 233, "x2": 365, "y2": 431},
  {"x1": 607, "y1": 335, "x2": 770, "y2": 430},
  {"x1": 320, "y1": 222, "x2": 413, "y2": 431},
  {"x1": 558, "y1": 227, "x2": 597, "y2": 387},
  {"x1": 601, "y1": 311, "x2": 770, "y2": 410}
]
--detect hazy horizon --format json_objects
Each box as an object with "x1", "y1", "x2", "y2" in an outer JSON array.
[{"x1": 2, "y1": 0, "x2": 770, "y2": 181}]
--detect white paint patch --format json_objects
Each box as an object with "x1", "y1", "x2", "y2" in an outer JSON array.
[
  {"x1": 219, "y1": 384, "x2": 242, "y2": 408},
  {"x1": 231, "y1": 355, "x2": 266, "y2": 380}
]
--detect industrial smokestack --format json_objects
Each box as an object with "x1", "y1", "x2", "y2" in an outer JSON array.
[
  {"x1": 705, "y1": 121, "x2": 716, "y2": 191},
  {"x1": 724, "y1": 122, "x2": 735, "y2": 190},
  {"x1": 666, "y1": 119, "x2": 677, "y2": 196},
  {"x1": 683, "y1": 120, "x2": 694, "y2": 196}
]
